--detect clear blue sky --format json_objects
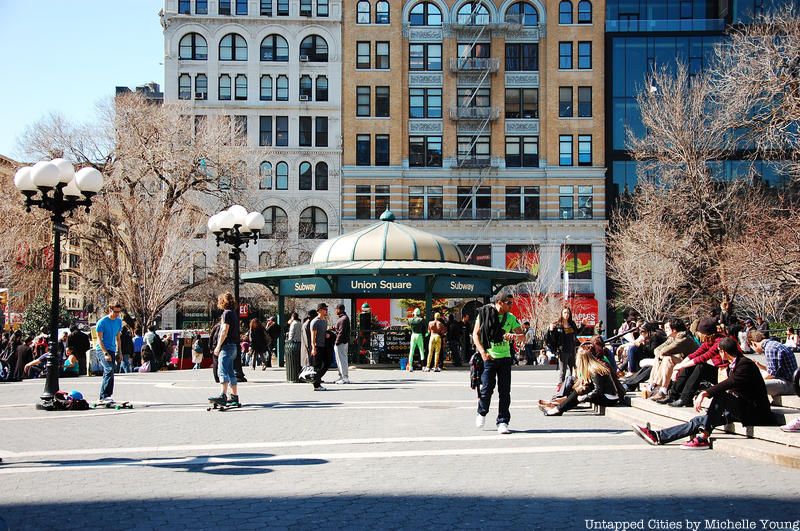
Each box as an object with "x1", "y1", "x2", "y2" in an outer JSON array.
[{"x1": 0, "y1": 0, "x2": 164, "y2": 160}]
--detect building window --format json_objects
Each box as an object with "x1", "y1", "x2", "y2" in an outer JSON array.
[
  {"x1": 234, "y1": 115, "x2": 247, "y2": 145},
  {"x1": 357, "y1": 0, "x2": 371, "y2": 23},
  {"x1": 219, "y1": 33, "x2": 247, "y2": 61},
  {"x1": 375, "y1": 135, "x2": 389, "y2": 166},
  {"x1": 408, "y1": 186, "x2": 443, "y2": 220},
  {"x1": 179, "y1": 0, "x2": 191, "y2": 14},
  {"x1": 578, "y1": 135, "x2": 592, "y2": 166},
  {"x1": 409, "y1": 88, "x2": 442, "y2": 118},
  {"x1": 300, "y1": 35, "x2": 328, "y2": 62},
  {"x1": 357, "y1": 135, "x2": 371, "y2": 165},
  {"x1": 356, "y1": 185, "x2": 371, "y2": 219},
  {"x1": 357, "y1": 86, "x2": 371, "y2": 117},
  {"x1": 299, "y1": 117, "x2": 313, "y2": 147},
  {"x1": 236, "y1": 0, "x2": 248, "y2": 14},
  {"x1": 315, "y1": 162, "x2": 328, "y2": 190},
  {"x1": 261, "y1": 35, "x2": 289, "y2": 62},
  {"x1": 261, "y1": 0, "x2": 272, "y2": 16},
  {"x1": 315, "y1": 117, "x2": 328, "y2": 147},
  {"x1": 457, "y1": 42, "x2": 490, "y2": 60},
  {"x1": 559, "y1": 0, "x2": 572, "y2": 24},
  {"x1": 504, "y1": 88, "x2": 538, "y2": 119},
  {"x1": 578, "y1": 86, "x2": 592, "y2": 117},
  {"x1": 409, "y1": 136, "x2": 442, "y2": 167},
  {"x1": 559, "y1": 135, "x2": 573, "y2": 166},
  {"x1": 316, "y1": 76, "x2": 328, "y2": 101},
  {"x1": 357, "y1": 42, "x2": 371, "y2": 69},
  {"x1": 564, "y1": 244, "x2": 592, "y2": 280},
  {"x1": 300, "y1": 207, "x2": 328, "y2": 239},
  {"x1": 196, "y1": 0, "x2": 208, "y2": 13},
  {"x1": 178, "y1": 74, "x2": 191, "y2": 100},
  {"x1": 300, "y1": 75, "x2": 313, "y2": 100},
  {"x1": 505, "y1": 136, "x2": 538, "y2": 167},
  {"x1": 577, "y1": 0, "x2": 592, "y2": 23},
  {"x1": 375, "y1": 185, "x2": 390, "y2": 216},
  {"x1": 219, "y1": 0, "x2": 231, "y2": 15},
  {"x1": 559, "y1": 185, "x2": 574, "y2": 219},
  {"x1": 260, "y1": 75, "x2": 272, "y2": 101},
  {"x1": 457, "y1": 135, "x2": 490, "y2": 165},
  {"x1": 376, "y1": 0, "x2": 390, "y2": 23},
  {"x1": 577, "y1": 185, "x2": 593, "y2": 219},
  {"x1": 276, "y1": 161, "x2": 288, "y2": 189},
  {"x1": 375, "y1": 42, "x2": 390, "y2": 69},
  {"x1": 277, "y1": 0, "x2": 288, "y2": 15},
  {"x1": 457, "y1": 2, "x2": 490, "y2": 25},
  {"x1": 559, "y1": 87, "x2": 573, "y2": 117},
  {"x1": 457, "y1": 186, "x2": 492, "y2": 219},
  {"x1": 179, "y1": 33, "x2": 207, "y2": 60},
  {"x1": 262, "y1": 206, "x2": 288, "y2": 237},
  {"x1": 409, "y1": 43, "x2": 442, "y2": 71},
  {"x1": 276, "y1": 75, "x2": 288, "y2": 101},
  {"x1": 375, "y1": 86, "x2": 390, "y2": 117},
  {"x1": 577, "y1": 41, "x2": 592, "y2": 69},
  {"x1": 301, "y1": 0, "x2": 312, "y2": 16},
  {"x1": 506, "y1": 2, "x2": 538, "y2": 25},
  {"x1": 276, "y1": 116, "x2": 288, "y2": 146},
  {"x1": 559, "y1": 42, "x2": 573, "y2": 69},
  {"x1": 299, "y1": 161, "x2": 313, "y2": 189},
  {"x1": 234, "y1": 74, "x2": 247, "y2": 100},
  {"x1": 195, "y1": 74, "x2": 208, "y2": 100},
  {"x1": 318, "y1": 0, "x2": 329, "y2": 16},
  {"x1": 505, "y1": 186, "x2": 540, "y2": 220},
  {"x1": 218, "y1": 74, "x2": 231, "y2": 100},
  {"x1": 457, "y1": 87, "x2": 490, "y2": 110},
  {"x1": 259, "y1": 161, "x2": 272, "y2": 189},
  {"x1": 505, "y1": 43, "x2": 538, "y2": 71},
  {"x1": 409, "y1": 1, "x2": 442, "y2": 26}
]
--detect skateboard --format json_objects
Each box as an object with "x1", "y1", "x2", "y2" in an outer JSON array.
[
  {"x1": 91, "y1": 400, "x2": 133, "y2": 410},
  {"x1": 207, "y1": 399, "x2": 241, "y2": 412}
]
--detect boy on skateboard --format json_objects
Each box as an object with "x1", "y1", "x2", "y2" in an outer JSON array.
[
  {"x1": 208, "y1": 292, "x2": 241, "y2": 408},
  {"x1": 95, "y1": 302, "x2": 124, "y2": 403}
]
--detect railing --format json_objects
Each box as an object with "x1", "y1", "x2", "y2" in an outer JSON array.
[
  {"x1": 606, "y1": 18, "x2": 725, "y2": 33},
  {"x1": 449, "y1": 106, "x2": 501, "y2": 120},
  {"x1": 456, "y1": 155, "x2": 495, "y2": 168},
  {"x1": 449, "y1": 57, "x2": 500, "y2": 72}
]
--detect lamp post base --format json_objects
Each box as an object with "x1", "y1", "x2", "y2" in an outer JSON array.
[{"x1": 36, "y1": 396, "x2": 56, "y2": 410}]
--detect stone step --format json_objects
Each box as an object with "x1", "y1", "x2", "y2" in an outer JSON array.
[
  {"x1": 772, "y1": 394, "x2": 800, "y2": 410},
  {"x1": 606, "y1": 406, "x2": 800, "y2": 470},
  {"x1": 628, "y1": 396, "x2": 800, "y2": 448}
]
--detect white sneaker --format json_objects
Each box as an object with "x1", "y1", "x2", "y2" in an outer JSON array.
[
  {"x1": 475, "y1": 414, "x2": 486, "y2": 428},
  {"x1": 497, "y1": 423, "x2": 511, "y2": 435}
]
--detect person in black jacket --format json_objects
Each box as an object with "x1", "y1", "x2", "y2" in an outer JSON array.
[
  {"x1": 248, "y1": 318, "x2": 270, "y2": 370},
  {"x1": 632, "y1": 337, "x2": 774, "y2": 450},
  {"x1": 540, "y1": 345, "x2": 621, "y2": 416},
  {"x1": 67, "y1": 326, "x2": 91, "y2": 376},
  {"x1": 545, "y1": 307, "x2": 592, "y2": 388}
]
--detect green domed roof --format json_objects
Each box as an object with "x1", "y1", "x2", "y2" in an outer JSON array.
[{"x1": 310, "y1": 211, "x2": 465, "y2": 264}]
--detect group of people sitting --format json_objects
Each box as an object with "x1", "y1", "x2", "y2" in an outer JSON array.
[{"x1": 0, "y1": 328, "x2": 83, "y2": 382}]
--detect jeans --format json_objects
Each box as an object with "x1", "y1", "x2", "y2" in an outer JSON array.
[
  {"x1": 655, "y1": 393, "x2": 747, "y2": 444},
  {"x1": 312, "y1": 345, "x2": 331, "y2": 388},
  {"x1": 764, "y1": 379, "x2": 795, "y2": 397},
  {"x1": 119, "y1": 354, "x2": 131, "y2": 374},
  {"x1": 558, "y1": 348, "x2": 576, "y2": 384},
  {"x1": 559, "y1": 390, "x2": 619, "y2": 413},
  {"x1": 99, "y1": 350, "x2": 115, "y2": 400},
  {"x1": 524, "y1": 344, "x2": 535, "y2": 365},
  {"x1": 334, "y1": 343, "x2": 349, "y2": 379},
  {"x1": 477, "y1": 356, "x2": 512, "y2": 425},
  {"x1": 218, "y1": 344, "x2": 238, "y2": 385}
]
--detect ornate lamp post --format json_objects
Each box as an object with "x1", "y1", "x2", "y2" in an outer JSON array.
[
  {"x1": 207, "y1": 205, "x2": 265, "y2": 305},
  {"x1": 14, "y1": 159, "x2": 104, "y2": 409}
]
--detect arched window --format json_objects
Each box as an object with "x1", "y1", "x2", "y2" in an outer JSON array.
[
  {"x1": 357, "y1": 0, "x2": 371, "y2": 23},
  {"x1": 299, "y1": 207, "x2": 328, "y2": 239},
  {"x1": 300, "y1": 35, "x2": 328, "y2": 62},
  {"x1": 299, "y1": 162, "x2": 313, "y2": 190},
  {"x1": 219, "y1": 33, "x2": 247, "y2": 61},
  {"x1": 376, "y1": 0, "x2": 390, "y2": 23},
  {"x1": 259, "y1": 161, "x2": 272, "y2": 189},
  {"x1": 276, "y1": 161, "x2": 288, "y2": 189},
  {"x1": 315, "y1": 162, "x2": 328, "y2": 190},
  {"x1": 577, "y1": 0, "x2": 591, "y2": 23},
  {"x1": 316, "y1": 76, "x2": 328, "y2": 101},
  {"x1": 457, "y1": 2, "x2": 490, "y2": 25},
  {"x1": 260, "y1": 34, "x2": 288, "y2": 62},
  {"x1": 506, "y1": 2, "x2": 538, "y2": 25},
  {"x1": 179, "y1": 33, "x2": 208, "y2": 60},
  {"x1": 559, "y1": 0, "x2": 573, "y2": 24},
  {"x1": 178, "y1": 74, "x2": 191, "y2": 100},
  {"x1": 409, "y1": 1, "x2": 441, "y2": 25},
  {"x1": 260, "y1": 75, "x2": 272, "y2": 101},
  {"x1": 276, "y1": 75, "x2": 289, "y2": 101},
  {"x1": 299, "y1": 75, "x2": 313, "y2": 100},
  {"x1": 261, "y1": 206, "x2": 288, "y2": 238}
]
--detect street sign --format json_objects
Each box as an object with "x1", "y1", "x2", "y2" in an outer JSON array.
[
  {"x1": 337, "y1": 276, "x2": 425, "y2": 295},
  {"x1": 432, "y1": 277, "x2": 491, "y2": 296},
  {"x1": 279, "y1": 277, "x2": 332, "y2": 296}
]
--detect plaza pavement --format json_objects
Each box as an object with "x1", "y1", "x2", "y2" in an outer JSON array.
[{"x1": 0, "y1": 366, "x2": 798, "y2": 530}]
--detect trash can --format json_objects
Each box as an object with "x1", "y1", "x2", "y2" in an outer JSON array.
[
  {"x1": 399, "y1": 357, "x2": 408, "y2": 371},
  {"x1": 285, "y1": 341, "x2": 301, "y2": 383}
]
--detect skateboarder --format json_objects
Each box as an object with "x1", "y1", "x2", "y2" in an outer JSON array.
[
  {"x1": 208, "y1": 292, "x2": 241, "y2": 408},
  {"x1": 95, "y1": 302, "x2": 124, "y2": 402}
]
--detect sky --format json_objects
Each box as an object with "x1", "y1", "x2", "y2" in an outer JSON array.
[{"x1": 0, "y1": 0, "x2": 164, "y2": 160}]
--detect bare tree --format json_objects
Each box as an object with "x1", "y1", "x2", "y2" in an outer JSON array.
[{"x1": 506, "y1": 246, "x2": 568, "y2": 340}]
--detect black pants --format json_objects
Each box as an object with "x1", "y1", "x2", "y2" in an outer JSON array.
[
  {"x1": 212, "y1": 355, "x2": 219, "y2": 383},
  {"x1": 672, "y1": 363, "x2": 718, "y2": 402},
  {"x1": 477, "y1": 357, "x2": 512, "y2": 425},
  {"x1": 559, "y1": 390, "x2": 618, "y2": 413},
  {"x1": 235, "y1": 348, "x2": 245, "y2": 379},
  {"x1": 656, "y1": 393, "x2": 751, "y2": 444},
  {"x1": 448, "y1": 339, "x2": 461, "y2": 366},
  {"x1": 312, "y1": 345, "x2": 331, "y2": 388}
]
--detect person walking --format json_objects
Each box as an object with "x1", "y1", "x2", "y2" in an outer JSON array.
[
  {"x1": 446, "y1": 314, "x2": 463, "y2": 367},
  {"x1": 522, "y1": 321, "x2": 536, "y2": 365},
  {"x1": 425, "y1": 312, "x2": 447, "y2": 372},
  {"x1": 287, "y1": 312, "x2": 302, "y2": 374},
  {"x1": 208, "y1": 292, "x2": 240, "y2": 407},
  {"x1": 248, "y1": 318, "x2": 270, "y2": 371},
  {"x1": 119, "y1": 323, "x2": 134, "y2": 374},
  {"x1": 460, "y1": 313, "x2": 474, "y2": 362},
  {"x1": 299, "y1": 309, "x2": 318, "y2": 382},
  {"x1": 310, "y1": 303, "x2": 331, "y2": 390},
  {"x1": 333, "y1": 304, "x2": 351, "y2": 384},
  {"x1": 191, "y1": 334, "x2": 204, "y2": 370},
  {"x1": 132, "y1": 327, "x2": 144, "y2": 371},
  {"x1": 473, "y1": 290, "x2": 524, "y2": 434},
  {"x1": 95, "y1": 303, "x2": 124, "y2": 402},
  {"x1": 358, "y1": 303, "x2": 373, "y2": 357},
  {"x1": 266, "y1": 317, "x2": 281, "y2": 367},
  {"x1": 407, "y1": 308, "x2": 426, "y2": 372}
]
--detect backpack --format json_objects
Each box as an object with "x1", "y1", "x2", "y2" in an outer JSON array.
[
  {"x1": 192, "y1": 340, "x2": 203, "y2": 353},
  {"x1": 469, "y1": 352, "x2": 484, "y2": 396},
  {"x1": 50, "y1": 391, "x2": 90, "y2": 411}
]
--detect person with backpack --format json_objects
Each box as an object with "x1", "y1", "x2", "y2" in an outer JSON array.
[
  {"x1": 145, "y1": 326, "x2": 164, "y2": 371},
  {"x1": 472, "y1": 290, "x2": 525, "y2": 435}
]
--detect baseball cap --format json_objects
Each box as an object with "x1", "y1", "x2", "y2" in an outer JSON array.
[{"x1": 317, "y1": 302, "x2": 328, "y2": 311}]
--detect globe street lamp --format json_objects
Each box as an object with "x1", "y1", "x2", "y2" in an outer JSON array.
[
  {"x1": 14, "y1": 159, "x2": 104, "y2": 409},
  {"x1": 208, "y1": 205, "x2": 265, "y2": 305}
]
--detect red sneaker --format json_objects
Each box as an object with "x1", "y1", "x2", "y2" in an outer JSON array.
[
  {"x1": 632, "y1": 424, "x2": 659, "y2": 446},
  {"x1": 680, "y1": 437, "x2": 710, "y2": 450}
]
